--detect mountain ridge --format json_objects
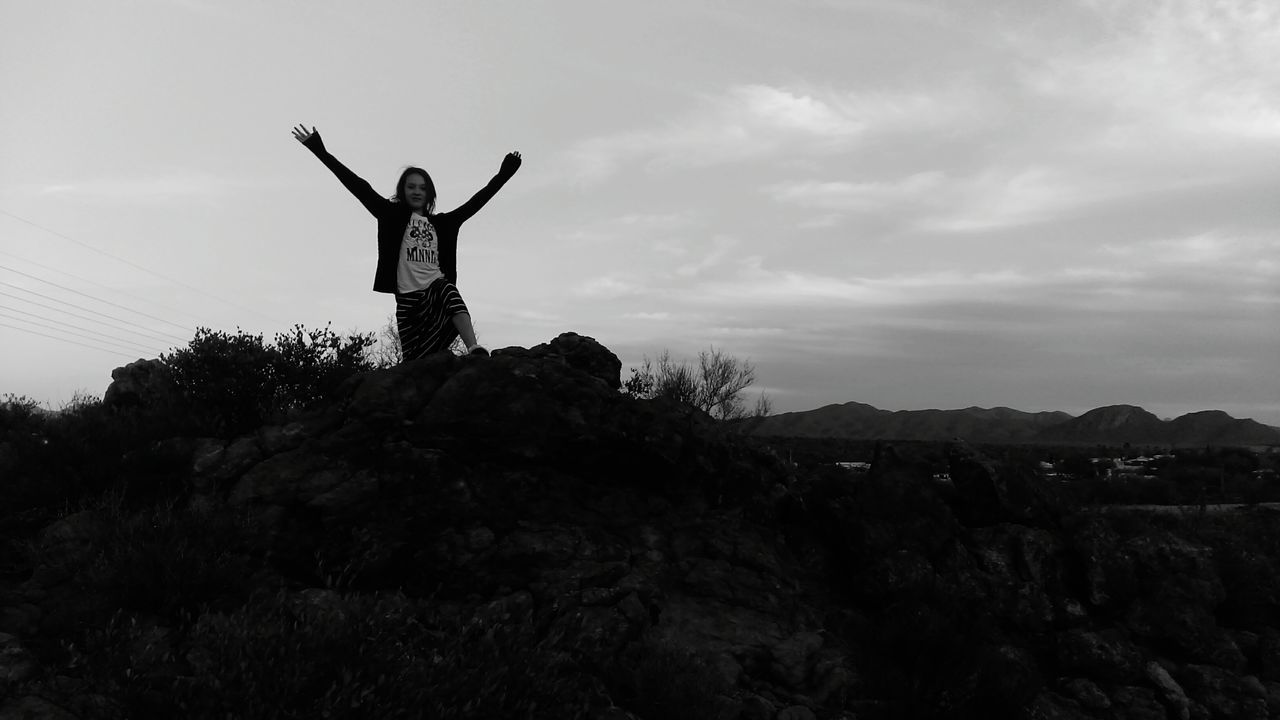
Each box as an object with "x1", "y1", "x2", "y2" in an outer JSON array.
[{"x1": 751, "y1": 401, "x2": 1280, "y2": 446}]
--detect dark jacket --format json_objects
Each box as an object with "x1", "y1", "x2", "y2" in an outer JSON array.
[{"x1": 302, "y1": 133, "x2": 514, "y2": 294}]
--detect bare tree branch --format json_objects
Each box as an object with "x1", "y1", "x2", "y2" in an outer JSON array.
[{"x1": 622, "y1": 346, "x2": 765, "y2": 421}]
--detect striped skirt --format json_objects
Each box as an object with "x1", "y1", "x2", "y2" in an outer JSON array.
[{"x1": 395, "y1": 278, "x2": 469, "y2": 361}]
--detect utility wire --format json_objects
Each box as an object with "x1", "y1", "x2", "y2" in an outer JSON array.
[
  {"x1": 0, "y1": 305, "x2": 162, "y2": 356},
  {"x1": 0, "y1": 247, "x2": 230, "y2": 335},
  {"x1": 0, "y1": 304, "x2": 159, "y2": 354},
  {"x1": 0, "y1": 207, "x2": 287, "y2": 325},
  {"x1": 0, "y1": 283, "x2": 189, "y2": 345},
  {"x1": 0, "y1": 320, "x2": 139, "y2": 360},
  {"x1": 0, "y1": 313, "x2": 159, "y2": 358},
  {"x1": 0, "y1": 257, "x2": 201, "y2": 333},
  {"x1": 0, "y1": 287, "x2": 184, "y2": 347}
]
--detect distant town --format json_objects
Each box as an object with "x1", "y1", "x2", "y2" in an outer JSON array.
[{"x1": 768, "y1": 436, "x2": 1280, "y2": 508}]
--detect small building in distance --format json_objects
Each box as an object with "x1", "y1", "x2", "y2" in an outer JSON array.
[{"x1": 835, "y1": 461, "x2": 871, "y2": 473}]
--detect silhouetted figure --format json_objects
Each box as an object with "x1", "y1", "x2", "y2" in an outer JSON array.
[{"x1": 292, "y1": 124, "x2": 521, "y2": 359}]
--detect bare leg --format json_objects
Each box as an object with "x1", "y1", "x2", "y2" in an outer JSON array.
[{"x1": 451, "y1": 312, "x2": 479, "y2": 349}]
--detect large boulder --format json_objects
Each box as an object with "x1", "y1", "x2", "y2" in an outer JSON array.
[
  {"x1": 1176, "y1": 665, "x2": 1269, "y2": 719},
  {"x1": 103, "y1": 358, "x2": 179, "y2": 410},
  {"x1": 1055, "y1": 628, "x2": 1146, "y2": 683},
  {"x1": 517, "y1": 331, "x2": 623, "y2": 390}
]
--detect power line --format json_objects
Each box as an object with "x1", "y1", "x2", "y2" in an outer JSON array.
[
  {"x1": 0, "y1": 264, "x2": 195, "y2": 334},
  {"x1": 0, "y1": 207, "x2": 287, "y2": 325},
  {"x1": 0, "y1": 311, "x2": 160, "y2": 357},
  {"x1": 0, "y1": 320, "x2": 140, "y2": 360},
  {"x1": 0, "y1": 284, "x2": 190, "y2": 345},
  {"x1": 0, "y1": 305, "x2": 163, "y2": 356},
  {"x1": 0, "y1": 247, "x2": 230, "y2": 335},
  {"x1": 0, "y1": 304, "x2": 161, "y2": 354},
  {"x1": 0, "y1": 287, "x2": 184, "y2": 346}
]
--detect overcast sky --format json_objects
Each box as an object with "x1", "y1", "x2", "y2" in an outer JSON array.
[{"x1": 2, "y1": 0, "x2": 1277, "y2": 425}]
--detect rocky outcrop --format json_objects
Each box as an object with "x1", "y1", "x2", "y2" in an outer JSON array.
[
  {"x1": 5, "y1": 332, "x2": 1280, "y2": 718},
  {"x1": 102, "y1": 358, "x2": 178, "y2": 410}
]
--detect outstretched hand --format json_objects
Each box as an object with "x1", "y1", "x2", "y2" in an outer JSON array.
[
  {"x1": 291, "y1": 124, "x2": 321, "y2": 148},
  {"x1": 500, "y1": 151, "x2": 522, "y2": 177}
]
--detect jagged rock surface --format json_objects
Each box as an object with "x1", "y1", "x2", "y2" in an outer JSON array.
[
  {"x1": 4, "y1": 332, "x2": 1280, "y2": 719},
  {"x1": 102, "y1": 358, "x2": 178, "y2": 411}
]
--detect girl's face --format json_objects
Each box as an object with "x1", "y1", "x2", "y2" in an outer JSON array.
[{"x1": 403, "y1": 173, "x2": 429, "y2": 211}]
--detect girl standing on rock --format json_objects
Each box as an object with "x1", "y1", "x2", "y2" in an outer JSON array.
[{"x1": 292, "y1": 124, "x2": 521, "y2": 359}]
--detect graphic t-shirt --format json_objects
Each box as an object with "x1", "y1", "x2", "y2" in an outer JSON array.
[{"x1": 397, "y1": 212, "x2": 445, "y2": 292}]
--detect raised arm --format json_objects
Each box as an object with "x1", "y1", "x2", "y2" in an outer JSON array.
[
  {"x1": 291, "y1": 124, "x2": 390, "y2": 217},
  {"x1": 448, "y1": 151, "x2": 522, "y2": 224}
]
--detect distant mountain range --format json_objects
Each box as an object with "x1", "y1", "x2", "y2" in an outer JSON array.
[{"x1": 748, "y1": 403, "x2": 1280, "y2": 447}]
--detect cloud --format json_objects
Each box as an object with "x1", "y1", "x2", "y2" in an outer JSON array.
[
  {"x1": 573, "y1": 275, "x2": 644, "y2": 299},
  {"x1": 497, "y1": 308, "x2": 565, "y2": 325},
  {"x1": 614, "y1": 211, "x2": 699, "y2": 230},
  {"x1": 770, "y1": 159, "x2": 1222, "y2": 234},
  {"x1": 648, "y1": 223, "x2": 1277, "y2": 323},
  {"x1": 1025, "y1": 0, "x2": 1280, "y2": 144},
  {"x1": 1103, "y1": 231, "x2": 1278, "y2": 266},
  {"x1": 685, "y1": 263, "x2": 1038, "y2": 310},
  {"x1": 34, "y1": 173, "x2": 268, "y2": 204},
  {"x1": 709, "y1": 326, "x2": 786, "y2": 338},
  {"x1": 563, "y1": 83, "x2": 974, "y2": 182},
  {"x1": 739, "y1": 1, "x2": 1280, "y2": 239},
  {"x1": 796, "y1": 214, "x2": 845, "y2": 229},
  {"x1": 734, "y1": 84, "x2": 865, "y2": 138},
  {"x1": 1057, "y1": 267, "x2": 1148, "y2": 284},
  {"x1": 1099, "y1": 232, "x2": 1280, "y2": 293},
  {"x1": 766, "y1": 172, "x2": 946, "y2": 214},
  {"x1": 916, "y1": 166, "x2": 1143, "y2": 233},
  {"x1": 731, "y1": 1, "x2": 1279, "y2": 238},
  {"x1": 675, "y1": 235, "x2": 739, "y2": 277}
]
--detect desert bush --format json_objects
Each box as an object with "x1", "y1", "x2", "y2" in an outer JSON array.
[
  {"x1": 166, "y1": 591, "x2": 594, "y2": 719},
  {"x1": 5, "y1": 324, "x2": 377, "y2": 507},
  {"x1": 0, "y1": 394, "x2": 44, "y2": 485},
  {"x1": 1064, "y1": 475, "x2": 1185, "y2": 507},
  {"x1": 1238, "y1": 473, "x2": 1280, "y2": 504},
  {"x1": 272, "y1": 323, "x2": 377, "y2": 407},
  {"x1": 1, "y1": 393, "x2": 181, "y2": 511},
  {"x1": 600, "y1": 638, "x2": 730, "y2": 720},
  {"x1": 0, "y1": 393, "x2": 42, "y2": 429},
  {"x1": 624, "y1": 347, "x2": 771, "y2": 421},
  {"x1": 175, "y1": 591, "x2": 439, "y2": 719},
  {"x1": 65, "y1": 610, "x2": 172, "y2": 719},
  {"x1": 162, "y1": 324, "x2": 376, "y2": 436},
  {"x1": 1169, "y1": 509, "x2": 1280, "y2": 628},
  {"x1": 61, "y1": 587, "x2": 733, "y2": 719},
  {"x1": 31, "y1": 493, "x2": 259, "y2": 632},
  {"x1": 864, "y1": 595, "x2": 1036, "y2": 719},
  {"x1": 87, "y1": 501, "x2": 258, "y2": 623}
]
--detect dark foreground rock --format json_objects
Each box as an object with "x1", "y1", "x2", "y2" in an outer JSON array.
[
  {"x1": 102, "y1": 358, "x2": 178, "y2": 411},
  {"x1": 4, "y1": 333, "x2": 1280, "y2": 719}
]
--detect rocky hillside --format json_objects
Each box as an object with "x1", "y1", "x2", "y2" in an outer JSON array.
[
  {"x1": 751, "y1": 401, "x2": 1280, "y2": 447},
  {"x1": 749, "y1": 402, "x2": 1073, "y2": 444},
  {"x1": 3, "y1": 333, "x2": 1280, "y2": 718},
  {"x1": 1038, "y1": 405, "x2": 1170, "y2": 445}
]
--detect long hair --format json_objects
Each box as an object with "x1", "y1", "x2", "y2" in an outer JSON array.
[{"x1": 391, "y1": 166, "x2": 437, "y2": 214}]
